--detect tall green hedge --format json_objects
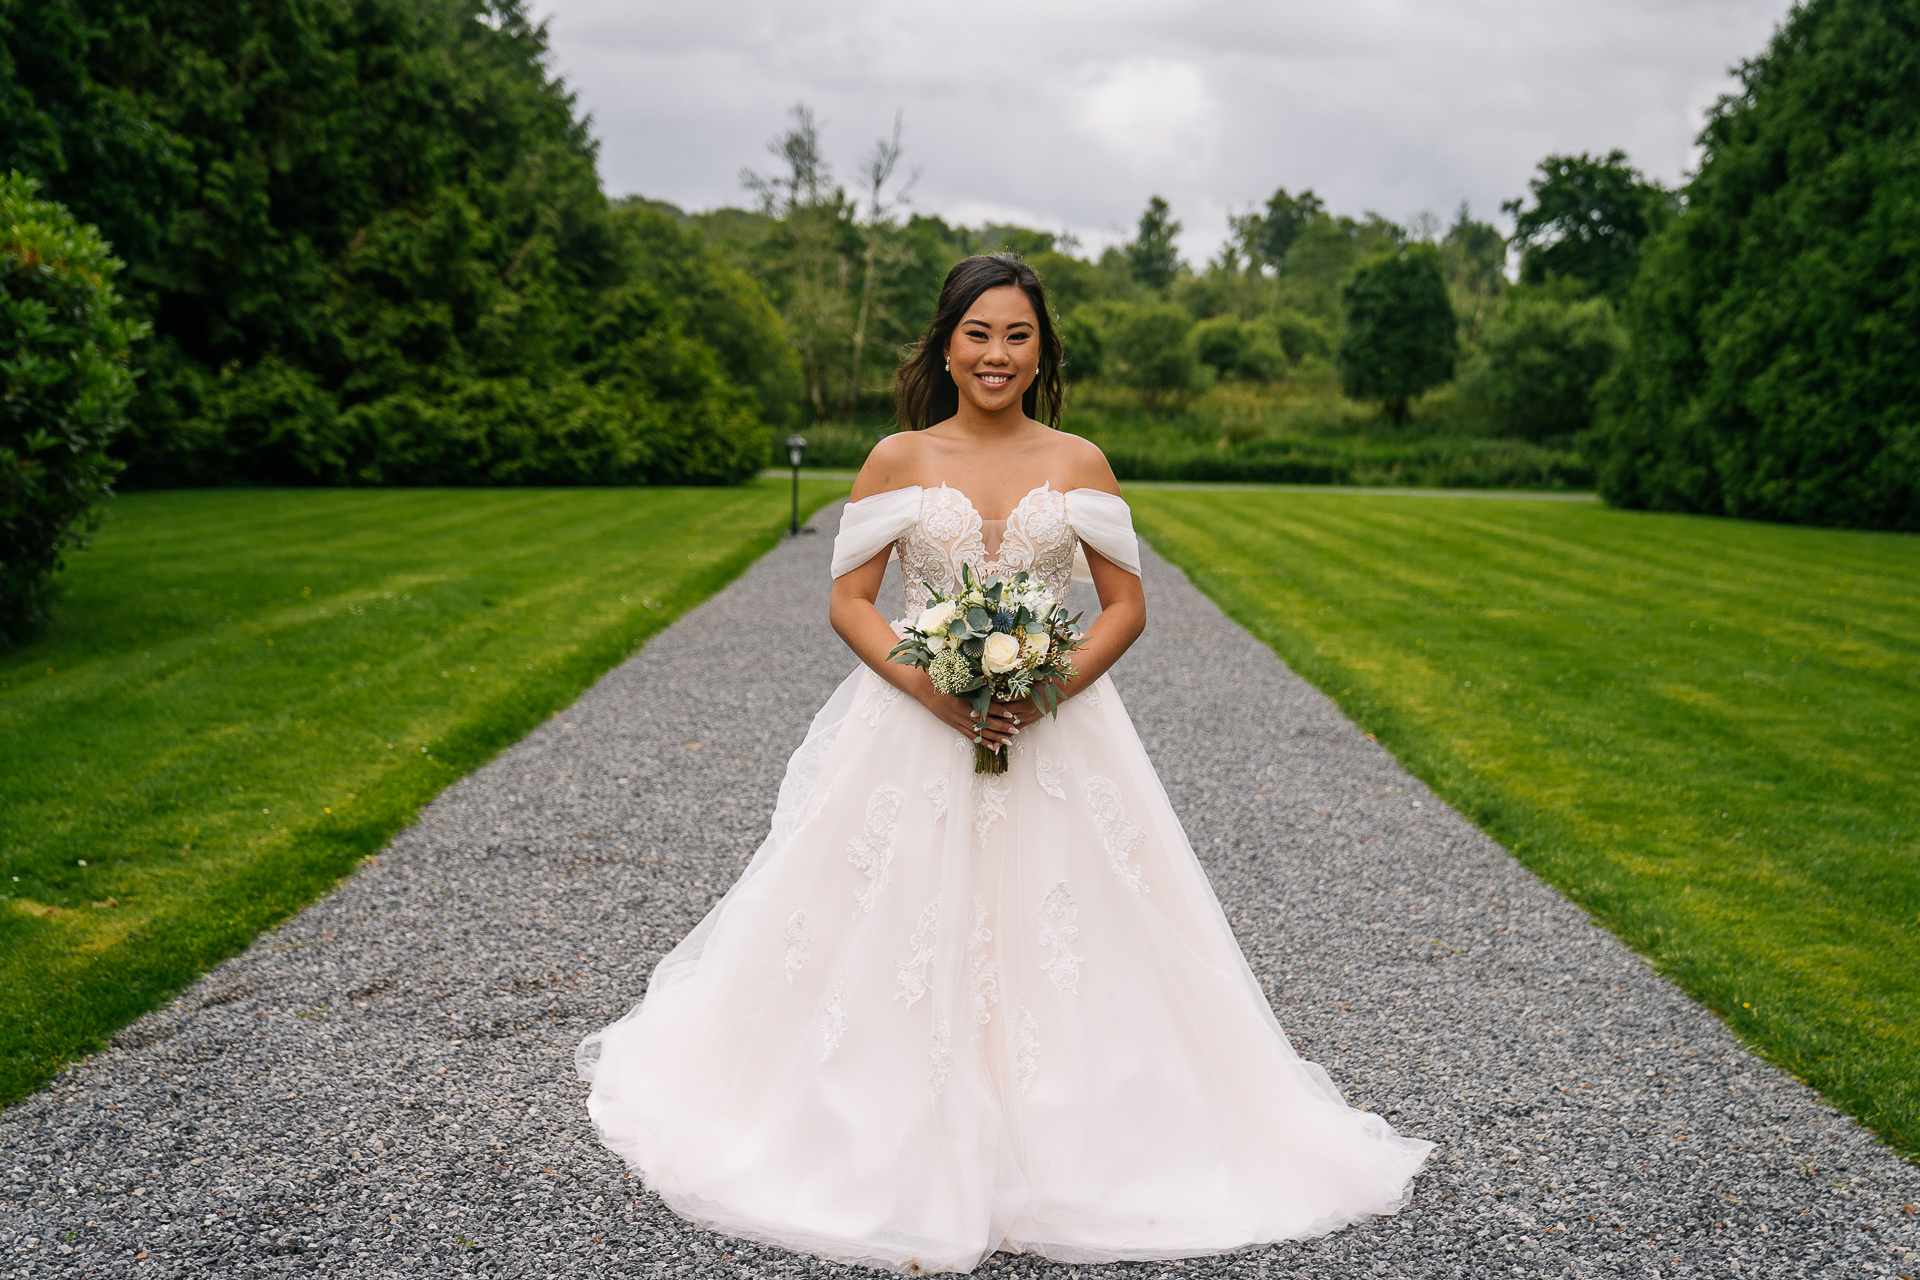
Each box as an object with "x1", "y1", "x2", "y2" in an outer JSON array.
[
  {"x1": 2, "y1": 0, "x2": 793, "y2": 487},
  {"x1": 1, "y1": 172, "x2": 140, "y2": 637},
  {"x1": 1591, "y1": 0, "x2": 1920, "y2": 529}
]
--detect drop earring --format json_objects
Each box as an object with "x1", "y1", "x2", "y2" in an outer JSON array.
[{"x1": 944, "y1": 355, "x2": 950, "y2": 372}]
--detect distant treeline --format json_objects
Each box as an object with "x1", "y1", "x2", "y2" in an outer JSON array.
[
  {"x1": 3, "y1": 0, "x2": 1913, "y2": 530},
  {"x1": 689, "y1": 0, "x2": 1916, "y2": 530},
  {"x1": 686, "y1": 109, "x2": 1648, "y2": 478},
  {"x1": 2, "y1": 0, "x2": 795, "y2": 487}
]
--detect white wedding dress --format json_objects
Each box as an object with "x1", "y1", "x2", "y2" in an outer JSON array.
[{"x1": 578, "y1": 483, "x2": 1432, "y2": 1274}]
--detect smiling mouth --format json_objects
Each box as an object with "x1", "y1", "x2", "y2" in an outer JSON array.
[{"x1": 977, "y1": 373, "x2": 1013, "y2": 388}]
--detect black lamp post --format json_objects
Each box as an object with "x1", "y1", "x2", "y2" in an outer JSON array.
[{"x1": 786, "y1": 434, "x2": 807, "y2": 535}]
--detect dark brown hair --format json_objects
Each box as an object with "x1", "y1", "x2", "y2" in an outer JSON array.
[{"x1": 894, "y1": 254, "x2": 1064, "y2": 430}]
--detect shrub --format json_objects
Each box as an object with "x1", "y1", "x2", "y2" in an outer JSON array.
[
  {"x1": 1270, "y1": 308, "x2": 1333, "y2": 365},
  {"x1": 7, "y1": 0, "x2": 773, "y2": 490},
  {"x1": 1591, "y1": 0, "x2": 1920, "y2": 529},
  {"x1": 1337, "y1": 244, "x2": 1458, "y2": 423},
  {"x1": 1060, "y1": 309, "x2": 1107, "y2": 382},
  {"x1": 1, "y1": 173, "x2": 142, "y2": 639},
  {"x1": 1193, "y1": 315, "x2": 1247, "y2": 373},
  {"x1": 1465, "y1": 289, "x2": 1626, "y2": 442},
  {"x1": 1194, "y1": 314, "x2": 1288, "y2": 382},
  {"x1": 1107, "y1": 302, "x2": 1198, "y2": 405},
  {"x1": 1235, "y1": 320, "x2": 1289, "y2": 380}
]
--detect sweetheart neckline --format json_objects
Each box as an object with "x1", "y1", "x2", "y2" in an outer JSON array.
[
  {"x1": 849, "y1": 481, "x2": 1121, "y2": 527},
  {"x1": 930, "y1": 480, "x2": 1055, "y2": 529}
]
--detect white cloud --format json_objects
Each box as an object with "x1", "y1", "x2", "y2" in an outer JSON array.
[{"x1": 531, "y1": 0, "x2": 1793, "y2": 260}]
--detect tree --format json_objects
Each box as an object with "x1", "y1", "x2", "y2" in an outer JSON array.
[
  {"x1": 1502, "y1": 151, "x2": 1673, "y2": 301},
  {"x1": 1590, "y1": 0, "x2": 1920, "y2": 529},
  {"x1": 1192, "y1": 314, "x2": 1247, "y2": 374},
  {"x1": 1058, "y1": 309, "x2": 1105, "y2": 382},
  {"x1": 1229, "y1": 187, "x2": 1325, "y2": 271},
  {"x1": 613, "y1": 202, "x2": 803, "y2": 429},
  {"x1": 1193, "y1": 314, "x2": 1285, "y2": 381},
  {"x1": 2, "y1": 173, "x2": 143, "y2": 638},
  {"x1": 0, "y1": 0, "x2": 194, "y2": 281},
  {"x1": 4, "y1": 0, "x2": 774, "y2": 487},
  {"x1": 1466, "y1": 288, "x2": 1625, "y2": 442},
  {"x1": 1336, "y1": 245, "x2": 1457, "y2": 424},
  {"x1": 1275, "y1": 212, "x2": 1403, "y2": 324},
  {"x1": 1125, "y1": 196, "x2": 1182, "y2": 291},
  {"x1": 743, "y1": 104, "x2": 855, "y2": 419},
  {"x1": 1440, "y1": 202, "x2": 1507, "y2": 344},
  {"x1": 1106, "y1": 301, "x2": 1197, "y2": 405},
  {"x1": 842, "y1": 112, "x2": 916, "y2": 417},
  {"x1": 1028, "y1": 250, "x2": 1113, "y2": 314}
]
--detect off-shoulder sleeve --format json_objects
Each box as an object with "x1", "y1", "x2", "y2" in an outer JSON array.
[
  {"x1": 1065, "y1": 488, "x2": 1142, "y2": 583},
  {"x1": 831, "y1": 487, "x2": 921, "y2": 578}
]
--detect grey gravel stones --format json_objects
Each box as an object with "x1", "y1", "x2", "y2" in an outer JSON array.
[{"x1": 4, "y1": 504, "x2": 1917, "y2": 1279}]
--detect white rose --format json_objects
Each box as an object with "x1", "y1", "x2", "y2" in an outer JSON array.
[
  {"x1": 981, "y1": 632, "x2": 1023, "y2": 674},
  {"x1": 1021, "y1": 631, "x2": 1051, "y2": 661},
  {"x1": 915, "y1": 601, "x2": 959, "y2": 635},
  {"x1": 926, "y1": 634, "x2": 950, "y2": 654}
]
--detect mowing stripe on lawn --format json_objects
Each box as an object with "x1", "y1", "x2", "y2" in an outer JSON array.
[
  {"x1": 0, "y1": 482, "x2": 849, "y2": 1105},
  {"x1": 1128, "y1": 489, "x2": 1920, "y2": 1160}
]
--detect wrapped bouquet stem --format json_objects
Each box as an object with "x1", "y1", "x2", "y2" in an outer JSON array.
[{"x1": 888, "y1": 565, "x2": 1084, "y2": 774}]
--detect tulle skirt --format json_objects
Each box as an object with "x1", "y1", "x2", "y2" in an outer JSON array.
[{"x1": 578, "y1": 667, "x2": 1432, "y2": 1274}]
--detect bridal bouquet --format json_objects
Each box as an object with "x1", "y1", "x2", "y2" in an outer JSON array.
[{"x1": 889, "y1": 566, "x2": 1083, "y2": 774}]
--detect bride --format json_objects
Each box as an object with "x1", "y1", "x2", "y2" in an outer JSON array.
[{"x1": 578, "y1": 255, "x2": 1432, "y2": 1273}]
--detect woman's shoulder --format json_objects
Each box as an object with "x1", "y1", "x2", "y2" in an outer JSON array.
[
  {"x1": 1043, "y1": 429, "x2": 1122, "y2": 497},
  {"x1": 850, "y1": 430, "x2": 927, "y2": 501}
]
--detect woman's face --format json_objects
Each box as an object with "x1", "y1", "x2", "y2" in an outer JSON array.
[{"x1": 945, "y1": 285, "x2": 1040, "y2": 415}]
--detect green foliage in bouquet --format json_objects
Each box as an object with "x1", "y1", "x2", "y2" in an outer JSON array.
[
  {"x1": 888, "y1": 565, "x2": 1083, "y2": 774},
  {"x1": 1, "y1": 173, "x2": 145, "y2": 640}
]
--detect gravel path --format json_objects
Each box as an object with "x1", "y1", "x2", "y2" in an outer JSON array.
[{"x1": 6, "y1": 505, "x2": 1918, "y2": 1280}]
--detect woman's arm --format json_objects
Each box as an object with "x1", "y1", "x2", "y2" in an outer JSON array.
[
  {"x1": 832, "y1": 436, "x2": 1007, "y2": 745},
  {"x1": 829, "y1": 549, "x2": 1008, "y2": 745},
  {"x1": 1051, "y1": 544, "x2": 1145, "y2": 698},
  {"x1": 1043, "y1": 436, "x2": 1147, "y2": 704}
]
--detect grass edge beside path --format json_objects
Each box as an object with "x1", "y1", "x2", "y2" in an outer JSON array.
[
  {"x1": 1127, "y1": 488, "x2": 1920, "y2": 1163},
  {"x1": 0, "y1": 482, "x2": 849, "y2": 1106}
]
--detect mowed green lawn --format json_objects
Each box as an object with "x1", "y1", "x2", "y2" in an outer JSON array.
[
  {"x1": 0, "y1": 482, "x2": 847, "y2": 1104},
  {"x1": 1129, "y1": 490, "x2": 1920, "y2": 1159}
]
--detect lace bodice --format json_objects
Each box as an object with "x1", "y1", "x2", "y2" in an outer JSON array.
[{"x1": 897, "y1": 484, "x2": 1077, "y2": 614}]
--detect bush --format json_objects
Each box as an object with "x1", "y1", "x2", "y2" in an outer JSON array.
[
  {"x1": 1, "y1": 173, "x2": 142, "y2": 639},
  {"x1": 1060, "y1": 309, "x2": 1107, "y2": 382},
  {"x1": 1464, "y1": 289, "x2": 1626, "y2": 442},
  {"x1": 615, "y1": 203, "x2": 803, "y2": 429},
  {"x1": 1194, "y1": 314, "x2": 1288, "y2": 382},
  {"x1": 1591, "y1": 0, "x2": 1920, "y2": 529},
  {"x1": 1235, "y1": 320, "x2": 1289, "y2": 380},
  {"x1": 1271, "y1": 308, "x2": 1333, "y2": 365},
  {"x1": 1106, "y1": 302, "x2": 1198, "y2": 404},
  {"x1": 1193, "y1": 315, "x2": 1247, "y2": 373},
  {"x1": 1093, "y1": 432, "x2": 1594, "y2": 489},
  {"x1": 1337, "y1": 244, "x2": 1458, "y2": 423},
  {"x1": 7, "y1": 0, "x2": 774, "y2": 490}
]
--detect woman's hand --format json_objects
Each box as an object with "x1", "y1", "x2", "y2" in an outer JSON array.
[{"x1": 918, "y1": 690, "x2": 1039, "y2": 749}]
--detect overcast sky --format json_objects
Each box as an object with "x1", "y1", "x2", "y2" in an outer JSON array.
[{"x1": 528, "y1": 0, "x2": 1795, "y2": 260}]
